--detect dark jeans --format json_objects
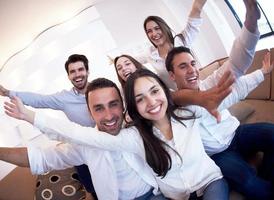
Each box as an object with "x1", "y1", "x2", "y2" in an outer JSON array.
[
  {"x1": 211, "y1": 123, "x2": 274, "y2": 200},
  {"x1": 189, "y1": 178, "x2": 229, "y2": 200},
  {"x1": 75, "y1": 164, "x2": 98, "y2": 199}
]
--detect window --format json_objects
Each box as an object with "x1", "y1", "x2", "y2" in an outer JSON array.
[{"x1": 225, "y1": 0, "x2": 274, "y2": 38}]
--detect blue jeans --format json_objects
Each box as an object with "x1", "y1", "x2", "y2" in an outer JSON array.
[
  {"x1": 203, "y1": 178, "x2": 229, "y2": 200},
  {"x1": 134, "y1": 188, "x2": 167, "y2": 200},
  {"x1": 189, "y1": 178, "x2": 229, "y2": 200},
  {"x1": 211, "y1": 123, "x2": 274, "y2": 200},
  {"x1": 75, "y1": 164, "x2": 97, "y2": 198}
]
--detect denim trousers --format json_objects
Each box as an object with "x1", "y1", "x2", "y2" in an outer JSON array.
[
  {"x1": 211, "y1": 122, "x2": 274, "y2": 200},
  {"x1": 189, "y1": 178, "x2": 229, "y2": 200},
  {"x1": 134, "y1": 188, "x2": 167, "y2": 200}
]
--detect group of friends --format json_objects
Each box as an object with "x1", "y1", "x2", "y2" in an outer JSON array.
[{"x1": 0, "y1": 0, "x2": 274, "y2": 199}]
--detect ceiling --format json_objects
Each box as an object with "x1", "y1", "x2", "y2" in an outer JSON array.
[{"x1": 0, "y1": 0, "x2": 99, "y2": 69}]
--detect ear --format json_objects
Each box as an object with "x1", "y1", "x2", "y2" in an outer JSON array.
[{"x1": 169, "y1": 71, "x2": 176, "y2": 81}]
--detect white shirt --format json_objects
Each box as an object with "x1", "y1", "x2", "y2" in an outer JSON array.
[
  {"x1": 34, "y1": 113, "x2": 222, "y2": 200},
  {"x1": 197, "y1": 70, "x2": 264, "y2": 155},
  {"x1": 148, "y1": 17, "x2": 203, "y2": 90},
  {"x1": 28, "y1": 141, "x2": 156, "y2": 200},
  {"x1": 186, "y1": 25, "x2": 262, "y2": 155}
]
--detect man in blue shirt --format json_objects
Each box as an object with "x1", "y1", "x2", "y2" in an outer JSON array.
[{"x1": 0, "y1": 54, "x2": 97, "y2": 199}]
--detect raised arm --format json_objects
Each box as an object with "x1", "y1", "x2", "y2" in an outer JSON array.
[
  {"x1": 172, "y1": 70, "x2": 234, "y2": 122},
  {"x1": 189, "y1": 0, "x2": 207, "y2": 18},
  {"x1": 200, "y1": 51, "x2": 270, "y2": 117},
  {"x1": 4, "y1": 97, "x2": 142, "y2": 154},
  {"x1": 228, "y1": 0, "x2": 260, "y2": 76},
  {"x1": 176, "y1": 0, "x2": 206, "y2": 47},
  {"x1": 0, "y1": 147, "x2": 30, "y2": 167},
  {"x1": 28, "y1": 144, "x2": 85, "y2": 174}
]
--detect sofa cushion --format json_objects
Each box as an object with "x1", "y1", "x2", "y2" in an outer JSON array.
[
  {"x1": 199, "y1": 61, "x2": 219, "y2": 80},
  {"x1": 228, "y1": 101, "x2": 255, "y2": 123},
  {"x1": 270, "y1": 47, "x2": 274, "y2": 101},
  {"x1": 245, "y1": 49, "x2": 271, "y2": 100},
  {"x1": 35, "y1": 167, "x2": 86, "y2": 200},
  {"x1": 242, "y1": 99, "x2": 274, "y2": 123}
]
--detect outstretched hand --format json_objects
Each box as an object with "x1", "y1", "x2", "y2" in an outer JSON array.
[
  {"x1": 200, "y1": 70, "x2": 235, "y2": 122},
  {"x1": 261, "y1": 51, "x2": 274, "y2": 75},
  {"x1": 4, "y1": 96, "x2": 35, "y2": 124}
]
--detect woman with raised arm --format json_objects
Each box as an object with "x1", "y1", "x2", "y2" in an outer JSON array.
[{"x1": 143, "y1": 0, "x2": 207, "y2": 90}]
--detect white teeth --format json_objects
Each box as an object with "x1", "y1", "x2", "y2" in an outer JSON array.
[
  {"x1": 187, "y1": 77, "x2": 197, "y2": 81},
  {"x1": 75, "y1": 78, "x2": 83, "y2": 82},
  {"x1": 105, "y1": 121, "x2": 116, "y2": 126},
  {"x1": 148, "y1": 105, "x2": 161, "y2": 114}
]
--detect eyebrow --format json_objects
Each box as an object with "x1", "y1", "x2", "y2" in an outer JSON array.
[
  {"x1": 135, "y1": 85, "x2": 157, "y2": 98},
  {"x1": 93, "y1": 99, "x2": 120, "y2": 108}
]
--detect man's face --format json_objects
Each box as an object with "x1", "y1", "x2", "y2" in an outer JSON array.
[
  {"x1": 169, "y1": 52, "x2": 200, "y2": 90},
  {"x1": 67, "y1": 61, "x2": 89, "y2": 91},
  {"x1": 88, "y1": 87, "x2": 123, "y2": 135}
]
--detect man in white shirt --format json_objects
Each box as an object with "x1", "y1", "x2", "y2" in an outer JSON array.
[
  {"x1": 164, "y1": 1, "x2": 274, "y2": 199},
  {"x1": 0, "y1": 78, "x2": 166, "y2": 200}
]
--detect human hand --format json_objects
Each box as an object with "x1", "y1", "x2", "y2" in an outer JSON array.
[
  {"x1": 200, "y1": 70, "x2": 235, "y2": 122},
  {"x1": 4, "y1": 96, "x2": 35, "y2": 124},
  {"x1": 261, "y1": 51, "x2": 274, "y2": 75}
]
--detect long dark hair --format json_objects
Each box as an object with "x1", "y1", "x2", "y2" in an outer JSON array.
[
  {"x1": 144, "y1": 16, "x2": 174, "y2": 48},
  {"x1": 114, "y1": 54, "x2": 145, "y2": 92},
  {"x1": 124, "y1": 68, "x2": 194, "y2": 177}
]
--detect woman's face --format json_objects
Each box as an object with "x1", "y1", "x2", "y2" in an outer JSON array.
[
  {"x1": 116, "y1": 57, "x2": 137, "y2": 81},
  {"x1": 134, "y1": 76, "x2": 168, "y2": 123},
  {"x1": 145, "y1": 20, "x2": 167, "y2": 47}
]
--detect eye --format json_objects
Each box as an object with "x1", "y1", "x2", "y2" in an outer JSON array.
[
  {"x1": 69, "y1": 70, "x2": 75, "y2": 74},
  {"x1": 94, "y1": 107, "x2": 103, "y2": 112},
  {"x1": 151, "y1": 88, "x2": 159, "y2": 95},
  {"x1": 155, "y1": 26, "x2": 161, "y2": 31},
  {"x1": 116, "y1": 66, "x2": 122, "y2": 71},
  {"x1": 179, "y1": 65, "x2": 186, "y2": 69},
  {"x1": 191, "y1": 61, "x2": 196, "y2": 67},
  {"x1": 110, "y1": 101, "x2": 119, "y2": 108},
  {"x1": 125, "y1": 62, "x2": 131, "y2": 66},
  {"x1": 136, "y1": 97, "x2": 143, "y2": 104},
  {"x1": 146, "y1": 29, "x2": 152, "y2": 34}
]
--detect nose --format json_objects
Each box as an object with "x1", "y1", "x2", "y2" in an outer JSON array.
[
  {"x1": 151, "y1": 30, "x2": 157, "y2": 37},
  {"x1": 146, "y1": 95, "x2": 156, "y2": 107},
  {"x1": 187, "y1": 65, "x2": 196, "y2": 74},
  {"x1": 104, "y1": 108, "x2": 114, "y2": 120},
  {"x1": 121, "y1": 65, "x2": 127, "y2": 72},
  {"x1": 75, "y1": 70, "x2": 81, "y2": 77}
]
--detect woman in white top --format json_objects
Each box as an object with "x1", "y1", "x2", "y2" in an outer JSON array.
[
  {"x1": 4, "y1": 68, "x2": 229, "y2": 200},
  {"x1": 143, "y1": 0, "x2": 206, "y2": 90}
]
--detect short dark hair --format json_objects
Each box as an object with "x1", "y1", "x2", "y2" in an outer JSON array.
[
  {"x1": 165, "y1": 46, "x2": 192, "y2": 72},
  {"x1": 85, "y1": 78, "x2": 123, "y2": 112},
  {"x1": 65, "y1": 54, "x2": 89, "y2": 74}
]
